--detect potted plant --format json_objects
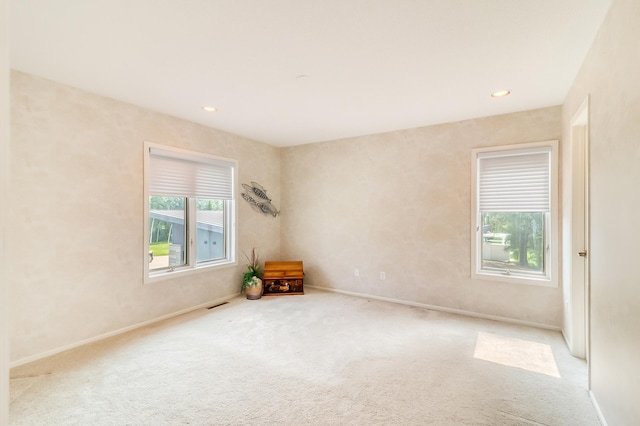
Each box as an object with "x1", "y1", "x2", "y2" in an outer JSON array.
[{"x1": 242, "y1": 248, "x2": 263, "y2": 300}]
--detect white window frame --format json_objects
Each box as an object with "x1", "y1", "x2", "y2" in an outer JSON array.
[
  {"x1": 471, "y1": 140, "x2": 558, "y2": 287},
  {"x1": 143, "y1": 142, "x2": 237, "y2": 283}
]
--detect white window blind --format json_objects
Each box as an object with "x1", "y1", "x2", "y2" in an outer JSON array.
[
  {"x1": 478, "y1": 148, "x2": 550, "y2": 212},
  {"x1": 149, "y1": 147, "x2": 235, "y2": 200}
]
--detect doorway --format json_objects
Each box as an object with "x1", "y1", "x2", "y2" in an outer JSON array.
[{"x1": 564, "y1": 96, "x2": 590, "y2": 366}]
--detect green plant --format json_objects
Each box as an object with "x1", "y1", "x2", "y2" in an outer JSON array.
[{"x1": 242, "y1": 248, "x2": 261, "y2": 291}]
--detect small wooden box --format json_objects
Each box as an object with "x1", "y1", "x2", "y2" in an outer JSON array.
[{"x1": 262, "y1": 261, "x2": 304, "y2": 296}]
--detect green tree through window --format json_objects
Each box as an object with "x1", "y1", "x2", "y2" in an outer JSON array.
[{"x1": 482, "y1": 212, "x2": 544, "y2": 273}]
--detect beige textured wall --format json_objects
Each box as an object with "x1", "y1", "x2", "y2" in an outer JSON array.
[
  {"x1": 563, "y1": 0, "x2": 640, "y2": 423},
  {"x1": 10, "y1": 71, "x2": 281, "y2": 362},
  {"x1": 281, "y1": 107, "x2": 562, "y2": 326},
  {"x1": 1, "y1": 0, "x2": 10, "y2": 420}
]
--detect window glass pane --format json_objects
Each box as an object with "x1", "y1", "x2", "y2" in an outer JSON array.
[
  {"x1": 149, "y1": 196, "x2": 187, "y2": 270},
  {"x1": 481, "y1": 212, "x2": 545, "y2": 275},
  {"x1": 196, "y1": 198, "x2": 225, "y2": 263}
]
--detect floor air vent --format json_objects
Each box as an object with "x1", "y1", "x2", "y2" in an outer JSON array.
[{"x1": 207, "y1": 302, "x2": 229, "y2": 310}]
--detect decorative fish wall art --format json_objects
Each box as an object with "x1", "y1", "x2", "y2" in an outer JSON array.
[{"x1": 241, "y1": 181, "x2": 280, "y2": 217}]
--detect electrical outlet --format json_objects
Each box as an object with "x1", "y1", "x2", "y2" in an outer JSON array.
[
  {"x1": 354, "y1": 268, "x2": 360, "y2": 277},
  {"x1": 380, "y1": 272, "x2": 386, "y2": 280}
]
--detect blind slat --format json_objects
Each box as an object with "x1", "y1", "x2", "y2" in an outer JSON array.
[
  {"x1": 478, "y1": 150, "x2": 550, "y2": 212},
  {"x1": 149, "y1": 148, "x2": 235, "y2": 200}
]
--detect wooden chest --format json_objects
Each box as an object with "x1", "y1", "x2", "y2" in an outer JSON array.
[{"x1": 262, "y1": 261, "x2": 304, "y2": 296}]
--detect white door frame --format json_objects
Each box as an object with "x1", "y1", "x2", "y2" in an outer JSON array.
[{"x1": 1, "y1": 0, "x2": 10, "y2": 422}]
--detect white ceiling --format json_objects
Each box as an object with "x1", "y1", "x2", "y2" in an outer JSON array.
[{"x1": 10, "y1": 0, "x2": 611, "y2": 147}]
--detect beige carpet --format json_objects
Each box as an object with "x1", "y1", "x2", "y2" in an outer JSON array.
[{"x1": 10, "y1": 289, "x2": 600, "y2": 425}]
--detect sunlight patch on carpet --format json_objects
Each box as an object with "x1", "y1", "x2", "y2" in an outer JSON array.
[{"x1": 473, "y1": 331, "x2": 561, "y2": 378}]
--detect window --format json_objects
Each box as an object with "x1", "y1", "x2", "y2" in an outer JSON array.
[
  {"x1": 144, "y1": 143, "x2": 236, "y2": 281},
  {"x1": 471, "y1": 141, "x2": 558, "y2": 286}
]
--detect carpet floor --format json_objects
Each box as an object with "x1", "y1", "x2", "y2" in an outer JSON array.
[{"x1": 9, "y1": 289, "x2": 600, "y2": 425}]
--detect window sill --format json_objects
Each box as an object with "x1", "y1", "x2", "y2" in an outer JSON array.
[
  {"x1": 472, "y1": 270, "x2": 557, "y2": 288},
  {"x1": 145, "y1": 260, "x2": 237, "y2": 284}
]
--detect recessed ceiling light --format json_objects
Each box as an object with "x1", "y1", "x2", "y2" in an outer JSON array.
[
  {"x1": 202, "y1": 106, "x2": 217, "y2": 112},
  {"x1": 491, "y1": 90, "x2": 511, "y2": 98}
]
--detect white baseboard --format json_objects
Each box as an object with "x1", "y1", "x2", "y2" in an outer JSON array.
[
  {"x1": 589, "y1": 390, "x2": 608, "y2": 426},
  {"x1": 10, "y1": 293, "x2": 240, "y2": 368},
  {"x1": 307, "y1": 285, "x2": 561, "y2": 331}
]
